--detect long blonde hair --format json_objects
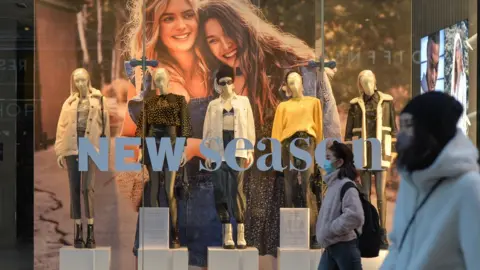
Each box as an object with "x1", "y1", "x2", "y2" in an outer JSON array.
[
  {"x1": 124, "y1": 0, "x2": 209, "y2": 95},
  {"x1": 197, "y1": 0, "x2": 315, "y2": 125}
]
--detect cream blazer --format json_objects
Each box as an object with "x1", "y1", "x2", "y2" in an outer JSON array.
[
  {"x1": 203, "y1": 94, "x2": 255, "y2": 160},
  {"x1": 54, "y1": 88, "x2": 110, "y2": 158}
]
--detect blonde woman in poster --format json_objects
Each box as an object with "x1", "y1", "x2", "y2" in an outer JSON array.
[
  {"x1": 119, "y1": 0, "x2": 340, "y2": 268},
  {"x1": 450, "y1": 33, "x2": 470, "y2": 135}
]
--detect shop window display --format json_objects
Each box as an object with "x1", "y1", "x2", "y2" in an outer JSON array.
[{"x1": 33, "y1": 0, "x2": 419, "y2": 269}]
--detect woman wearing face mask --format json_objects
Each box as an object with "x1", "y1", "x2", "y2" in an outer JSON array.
[
  {"x1": 197, "y1": 0, "x2": 342, "y2": 256},
  {"x1": 315, "y1": 141, "x2": 364, "y2": 270},
  {"x1": 381, "y1": 92, "x2": 480, "y2": 270}
]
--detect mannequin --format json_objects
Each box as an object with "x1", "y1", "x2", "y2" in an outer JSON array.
[
  {"x1": 271, "y1": 71, "x2": 322, "y2": 249},
  {"x1": 135, "y1": 68, "x2": 191, "y2": 248},
  {"x1": 344, "y1": 70, "x2": 397, "y2": 249},
  {"x1": 55, "y1": 68, "x2": 110, "y2": 249},
  {"x1": 203, "y1": 65, "x2": 255, "y2": 249}
]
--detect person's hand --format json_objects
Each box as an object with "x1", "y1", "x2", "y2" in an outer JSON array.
[
  {"x1": 205, "y1": 158, "x2": 212, "y2": 170},
  {"x1": 180, "y1": 152, "x2": 187, "y2": 167},
  {"x1": 57, "y1": 156, "x2": 65, "y2": 169}
]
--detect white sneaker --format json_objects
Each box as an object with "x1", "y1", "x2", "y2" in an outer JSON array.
[
  {"x1": 237, "y1": 223, "x2": 247, "y2": 249},
  {"x1": 223, "y1": 224, "x2": 235, "y2": 249}
]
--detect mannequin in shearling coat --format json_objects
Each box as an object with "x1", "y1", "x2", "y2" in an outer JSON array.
[{"x1": 55, "y1": 68, "x2": 110, "y2": 249}]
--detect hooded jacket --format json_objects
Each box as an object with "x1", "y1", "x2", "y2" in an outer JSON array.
[
  {"x1": 381, "y1": 131, "x2": 480, "y2": 270},
  {"x1": 315, "y1": 170, "x2": 364, "y2": 248},
  {"x1": 54, "y1": 69, "x2": 110, "y2": 158}
]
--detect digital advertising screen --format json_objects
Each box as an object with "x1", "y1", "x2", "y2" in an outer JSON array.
[
  {"x1": 420, "y1": 20, "x2": 470, "y2": 135},
  {"x1": 420, "y1": 29, "x2": 445, "y2": 93}
]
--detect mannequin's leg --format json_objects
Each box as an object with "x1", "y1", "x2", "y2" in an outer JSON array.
[
  {"x1": 65, "y1": 155, "x2": 84, "y2": 248},
  {"x1": 232, "y1": 158, "x2": 247, "y2": 249},
  {"x1": 164, "y1": 168, "x2": 179, "y2": 248},
  {"x1": 284, "y1": 149, "x2": 295, "y2": 207},
  {"x1": 374, "y1": 170, "x2": 389, "y2": 249},
  {"x1": 83, "y1": 157, "x2": 96, "y2": 248},
  {"x1": 212, "y1": 163, "x2": 234, "y2": 249},
  {"x1": 359, "y1": 171, "x2": 372, "y2": 202},
  {"x1": 301, "y1": 139, "x2": 320, "y2": 249},
  {"x1": 144, "y1": 164, "x2": 160, "y2": 207}
]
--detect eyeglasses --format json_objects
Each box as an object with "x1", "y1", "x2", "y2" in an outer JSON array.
[{"x1": 218, "y1": 80, "x2": 233, "y2": 86}]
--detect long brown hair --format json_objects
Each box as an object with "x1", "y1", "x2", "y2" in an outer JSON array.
[
  {"x1": 124, "y1": 0, "x2": 210, "y2": 95},
  {"x1": 197, "y1": 0, "x2": 315, "y2": 125}
]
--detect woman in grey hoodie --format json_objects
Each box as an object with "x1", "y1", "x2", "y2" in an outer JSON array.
[{"x1": 316, "y1": 141, "x2": 364, "y2": 270}]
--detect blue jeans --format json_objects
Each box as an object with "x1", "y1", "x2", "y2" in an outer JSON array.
[
  {"x1": 133, "y1": 96, "x2": 222, "y2": 267},
  {"x1": 318, "y1": 239, "x2": 362, "y2": 270}
]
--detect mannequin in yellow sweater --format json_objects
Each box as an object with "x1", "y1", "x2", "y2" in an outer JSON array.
[{"x1": 272, "y1": 71, "x2": 323, "y2": 248}]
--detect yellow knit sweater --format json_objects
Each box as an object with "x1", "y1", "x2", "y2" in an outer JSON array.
[{"x1": 271, "y1": 96, "x2": 323, "y2": 145}]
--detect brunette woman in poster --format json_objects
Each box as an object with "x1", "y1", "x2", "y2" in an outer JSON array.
[{"x1": 197, "y1": 0, "x2": 341, "y2": 256}]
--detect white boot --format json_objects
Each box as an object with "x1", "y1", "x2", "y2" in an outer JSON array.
[
  {"x1": 223, "y1": 224, "x2": 235, "y2": 249},
  {"x1": 237, "y1": 223, "x2": 247, "y2": 249}
]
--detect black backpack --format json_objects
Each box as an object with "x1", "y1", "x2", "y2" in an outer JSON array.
[{"x1": 340, "y1": 181, "x2": 382, "y2": 258}]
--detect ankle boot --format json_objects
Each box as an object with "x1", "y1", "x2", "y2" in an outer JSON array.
[
  {"x1": 74, "y1": 223, "x2": 85, "y2": 248},
  {"x1": 85, "y1": 224, "x2": 96, "y2": 249},
  {"x1": 222, "y1": 224, "x2": 235, "y2": 249},
  {"x1": 171, "y1": 227, "x2": 181, "y2": 249},
  {"x1": 380, "y1": 228, "x2": 389, "y2": 249},
  {"x1": 310, "y1": 236, "x2": 321, "y2": 249},
  {"x1": 236, "y1": 224, "x2": 247, "y2": 249}
]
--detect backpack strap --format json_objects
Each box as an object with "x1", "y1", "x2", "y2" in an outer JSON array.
[
  {"x1": 340, "y1": 181, "x2": 360, "y2": 237},
  {"x1": 397, "y1": 178, "x2": 445, "y2": 251},
  {"x1": 340, "y1": 181, "x2": 357, "y2": 201}
]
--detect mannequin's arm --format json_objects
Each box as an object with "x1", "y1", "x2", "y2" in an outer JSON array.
[
  {"x1": 202, "y1": 102, "x2": 212, "y2": 149},
  {"x1": 314, "y1": 99, "x2": 323, "y2": 145},
  {"x1": 246, "y1": 98, "x2": 256, "y2": 151},
  {"x1": 344, "y1": 105, "x2": 355, "y2": 146},
  {"x1": 180, "y1": 96, "x2": 193, "y2": 146},
  {"x1": 54, "y1": 102, "x2": 68, "y2": 157},
  {"x1": 318, "y1": 70, "x2": 341, "y2": 138},
  {"x1": 270, "y1": 103, "x2": 284, "y2": 150},
  {"x1": 389, "y1": 101, "x2": 397, "y2": 153}
]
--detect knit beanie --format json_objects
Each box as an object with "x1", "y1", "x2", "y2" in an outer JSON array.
[
  {"x1": 401, "y1": 91, "x2": 463, "y2": 146},
  {"x1": 216, "y1": 64, "x2": 235, "y2": 83}
]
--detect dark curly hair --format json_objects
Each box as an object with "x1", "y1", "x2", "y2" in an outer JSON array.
[{"x1": 329, "y1": 141, "x2": 358, "y2": 180}]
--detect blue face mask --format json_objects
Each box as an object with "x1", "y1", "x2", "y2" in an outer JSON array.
[{"x1": 323, "y1": 159, "x2": 336, "y2": 174}]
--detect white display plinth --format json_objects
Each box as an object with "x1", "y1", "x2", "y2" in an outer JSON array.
[
  {"x1": 59, "y1": 246, "x2": 111, "y2": 270},
  {"x1": 137, "y1": 247, "x2": 188, "y2": 270},
  {"x1": 280, "y1": 208, "x2": 310, "y2": 249},
  {"x1": 139, "y1": 207, "x2": 170, "y2": 248},
  {"x1": 208, "y1": 247, "x2": 259, "y2": 270},
  {"x1": 362, "y1": 250, "x2": 389, "y2": 270},
  {"x1": 278, "y1": 248, "x2": 323, "y2": 270}
]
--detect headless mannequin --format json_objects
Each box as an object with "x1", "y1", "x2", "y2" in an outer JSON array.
[
  {"x1": 56, "y1": 68, "x2": 101, "y2": 249},
  {"x1": 206, "y1": 75, "x2": 254, "y2": 249},
  {"x1": 357, "y1": 72, "x2": 389, "y2": 247},
  {"x1": 138, "y1": 68, "x2": 187, "y2": 248},
  {"x1": 281, "y1": 72, "x2": 319, "y2": 249}
]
